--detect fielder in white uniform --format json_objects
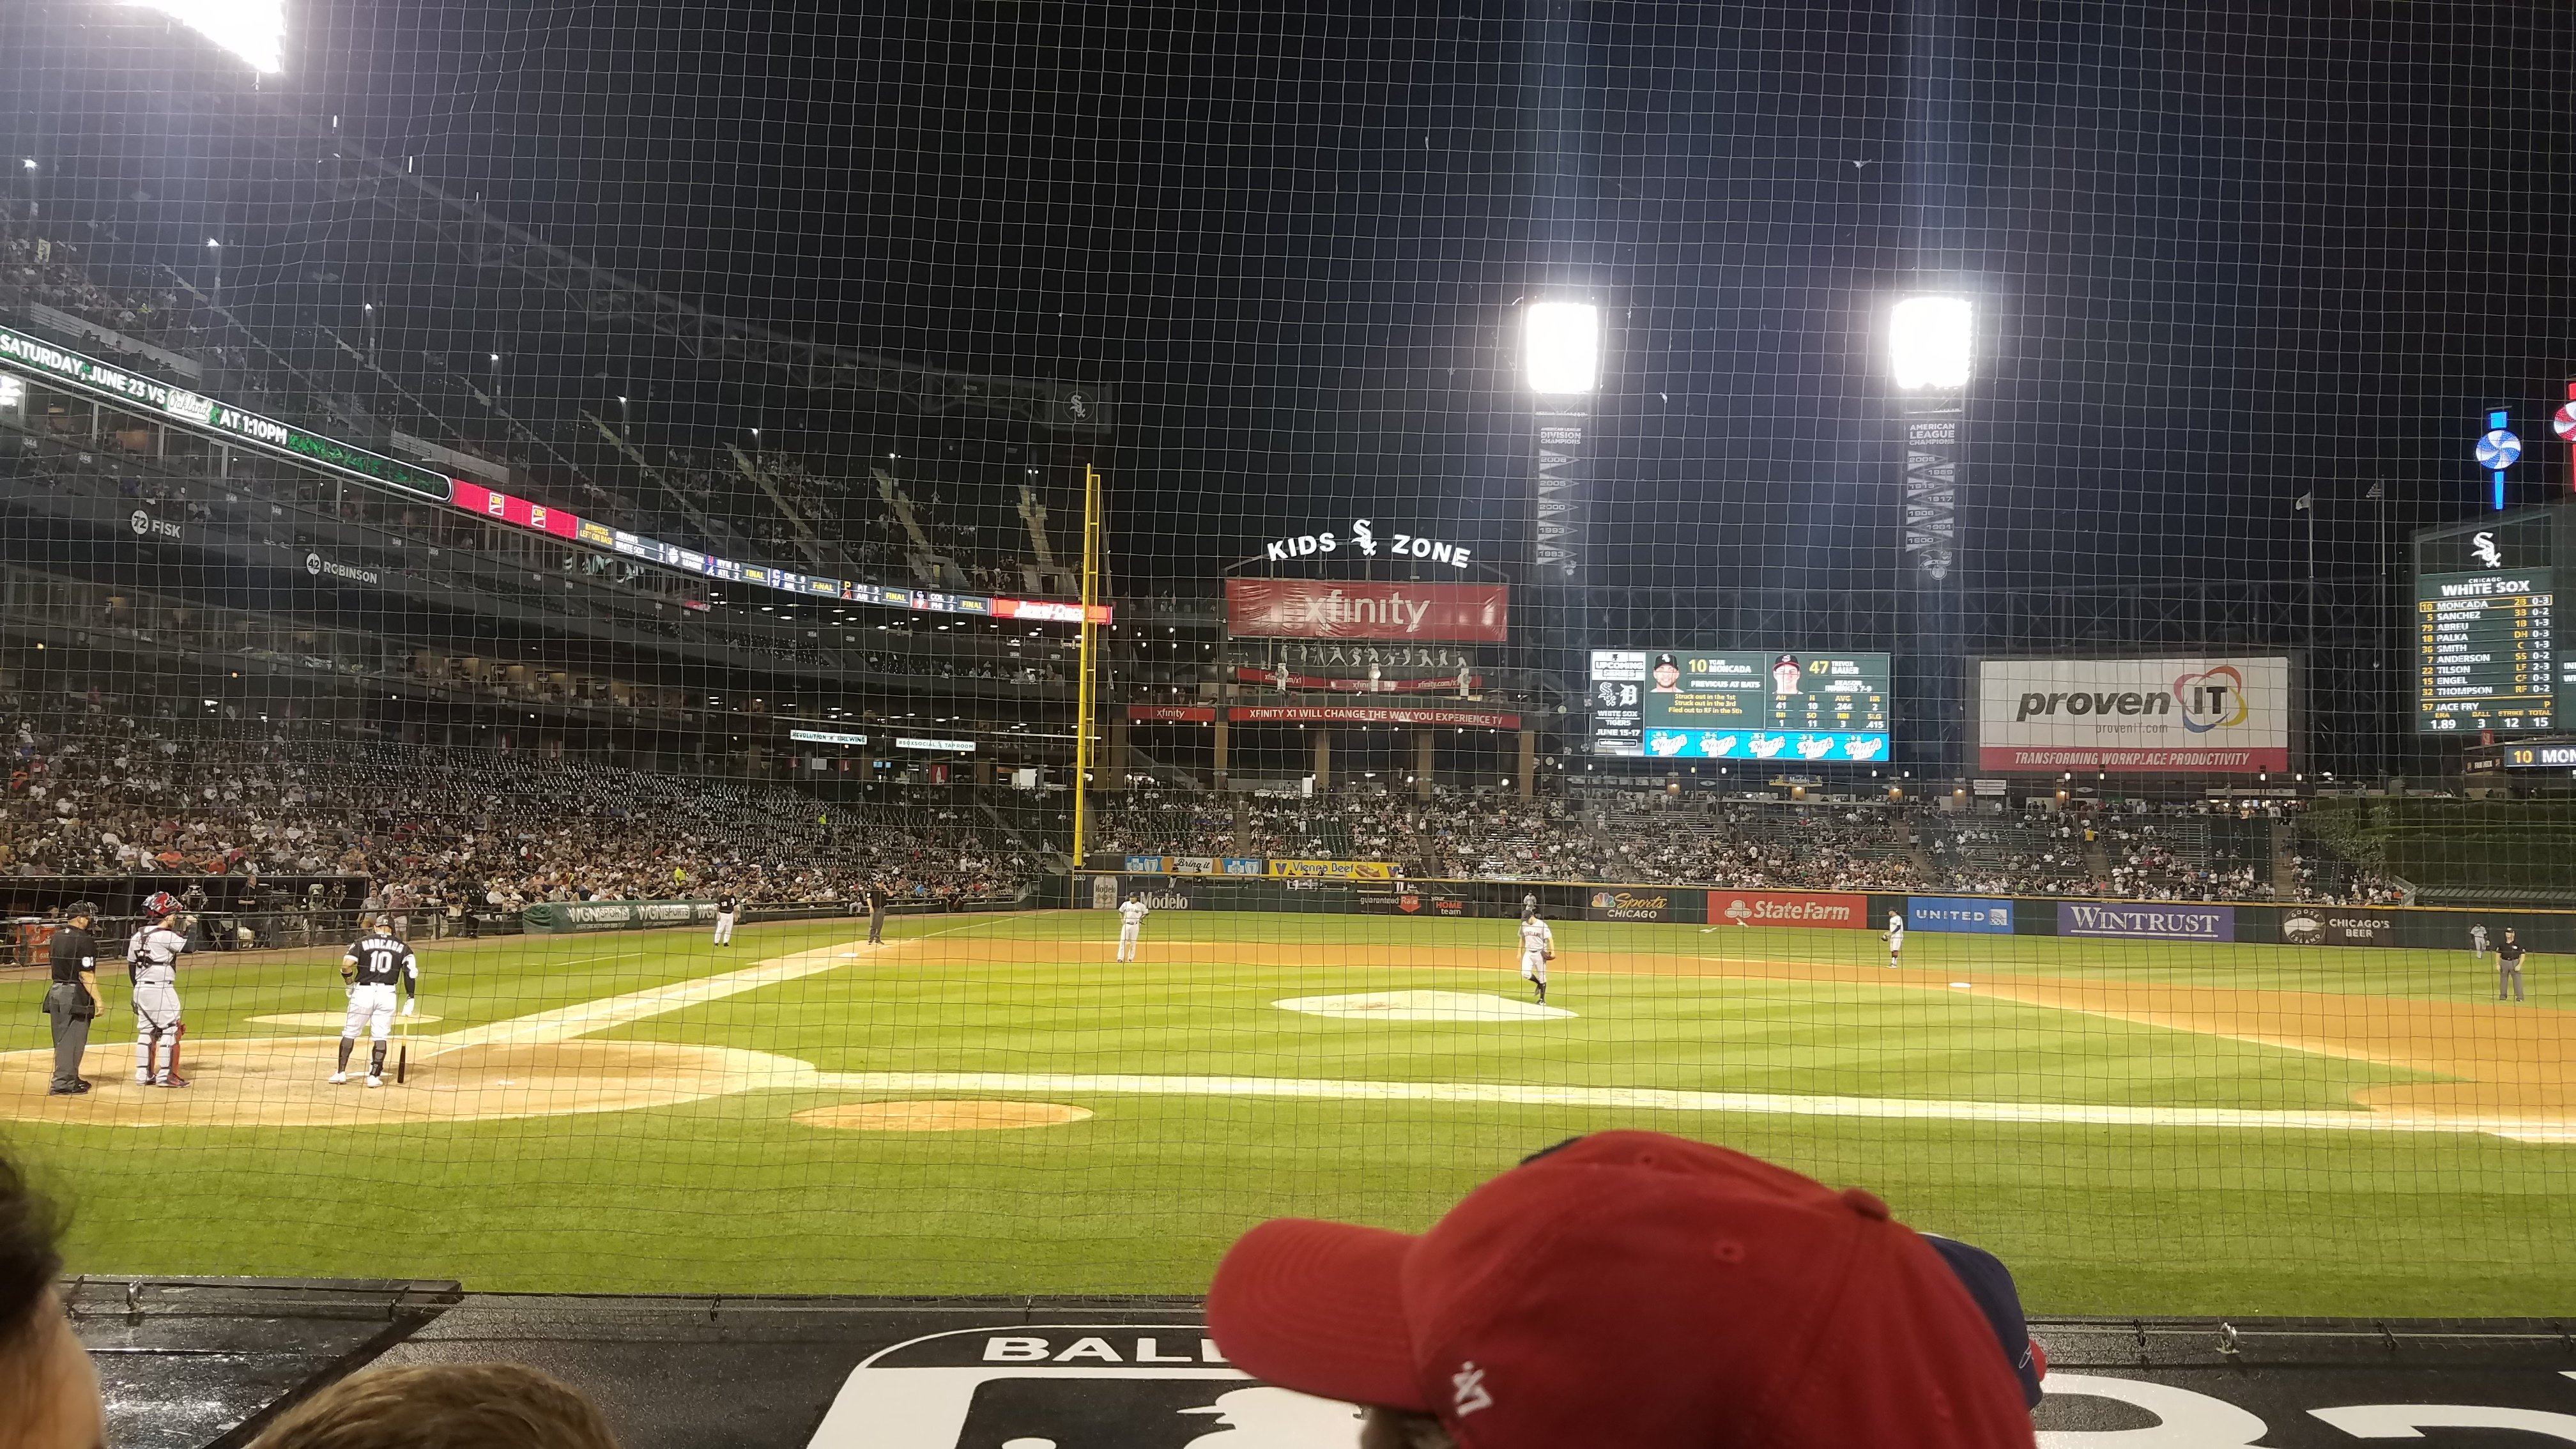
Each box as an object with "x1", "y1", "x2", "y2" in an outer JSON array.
[
  {"x1": 2470, "y1": 923, "x2": 2490, "y2": 963},
  {"x1": 336, "y1": 919, "x2": 420, "y2": 1087},
  {"x1": 1886, "y1": 912, "x2": 1906, "y2": 969},
  {"x1": 712, "y1": 893, "x2": 740, "y2": 946},
  {"x1": 1117, "y1": 894, "x2": 1151, "y2": 962},
  {"x1": 130, "y1": 914, "x2": 192, "y2": 1087},
  {"x1": 1519, "y1": 912, "x2": 1555, "y2": 1003}
]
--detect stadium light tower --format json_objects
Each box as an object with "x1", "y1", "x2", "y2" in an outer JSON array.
[
  {"x1": 1520, "y1": 296, "x2": 1599, "y2": 799},
  {"x1": 1889, "y1": 289, "x2": 1973, "y2": 783},
  {"x1": 1522, "y1": 301, "x2": 1600, "y2": 396},
  {"x1": 122, "y1": 0, "x2": 288, "y2": 74}
]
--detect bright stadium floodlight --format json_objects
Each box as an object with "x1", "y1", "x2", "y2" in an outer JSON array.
[
  {"x1": 1522, "y1": 300, "x2": 1600, "y2": 395},
  {"x1": 1889, "y1": 295, "x2": 1974, "y2": 390},
  {"x1": 122, "y1": 0, "x2": 286, "y2": 73}
]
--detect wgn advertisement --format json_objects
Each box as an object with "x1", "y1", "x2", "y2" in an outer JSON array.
[{"x1": 1976, "y1": 657, "x2": 2292, "y2": 774}]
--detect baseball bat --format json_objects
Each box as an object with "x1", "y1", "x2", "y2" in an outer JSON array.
[{"x1": 397, "y1": 1008, "x2": 410, "y2": 1084}]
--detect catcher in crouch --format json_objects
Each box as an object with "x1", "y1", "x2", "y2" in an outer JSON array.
[{"x1": 335, "y1": 916, "x2": 420, "y2": 1088}]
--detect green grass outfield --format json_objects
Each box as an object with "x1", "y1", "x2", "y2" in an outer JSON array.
[{"x1": 2, "y1": 909, "x2": 2568, "y2": 1315}]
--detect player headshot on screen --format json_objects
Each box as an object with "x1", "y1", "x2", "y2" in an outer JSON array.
[
  {"x1": 1650, "y1": 654, "x2": 1682, "y2": 693},
  {"x1": 1771, "y1": 653, "x2": 1803, "y2": 694}
]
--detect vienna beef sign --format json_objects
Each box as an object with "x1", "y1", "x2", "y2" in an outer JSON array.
[
  {"x1": 1975, "y1": 656, "x2": 2292, "y2": 774},
  {"x1": 1226, "y1": 579, "x2": 1508, "y2": 643}
]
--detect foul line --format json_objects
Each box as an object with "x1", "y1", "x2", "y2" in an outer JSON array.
[{"x1": 806, "y1": 1070, "x2": 2576, "y2": 1142}]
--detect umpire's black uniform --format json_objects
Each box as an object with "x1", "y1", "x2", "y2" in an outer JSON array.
[
  {"x1": 43, "y1": 909, "x2": 103, "y2": 1094},
  {"x1": 865, "y1": 884, "x2": 885, "y2": 944}
]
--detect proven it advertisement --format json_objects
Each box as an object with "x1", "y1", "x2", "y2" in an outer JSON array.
[{"x1": 1975, "y1": 657, "x2": 2292, "y2": 774}]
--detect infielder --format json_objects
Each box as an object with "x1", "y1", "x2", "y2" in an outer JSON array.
[
  {"x1": 1885, "y1": 911, "x2": 1906, "y2": 969},
  {"x1": 1519, "y1": 910, "x2": 1554, "y2": 1004},
  {"x1": 2469, "y1": 923, "x2": 2490, "y2": 964},
  {"x1": 335, "y1": 917, "x2": 420, "y2": 1087},
  {"x1": 1117, "y1": 893, "x2": 1151, "y2": 962},
  {"x1": 712, "y1": 892, "x2": 740, "y2": 947},
  {"x1": 2497, "y1": 928, "x2": 2527, "y2": 1004},
  {"x1": 130, "y1": 910, "x2": 192, "y2": 1088}
]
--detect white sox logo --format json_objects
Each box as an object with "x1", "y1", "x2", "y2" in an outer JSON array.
[
  {"x1": 1450, "y1": 1361, "x2": 1493, "y2": 1416},
  {"x1": 2471, "y1": 529, "x2": 2503, "y2": 567}
]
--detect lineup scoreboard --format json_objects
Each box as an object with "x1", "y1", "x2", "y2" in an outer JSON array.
[
  {"x1": 2414, "y1": 513, "x2": 2560, "y2": 734},
  {"x1": 1590, "y1": 650, "x2": 1892, "y2": 762}
]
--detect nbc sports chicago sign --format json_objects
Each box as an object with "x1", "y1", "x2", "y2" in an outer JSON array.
[{"x1": 1974, "y1": 656, "x2": 2292, "y2": 774}]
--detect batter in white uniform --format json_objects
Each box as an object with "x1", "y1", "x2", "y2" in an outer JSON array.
[
  {"x1": 335, "y1": 918, "x2": 420, "y2": 1087},
  {"x1": 130, "y1": 913, "x2": 192, "y2": 1087},
  {"x1": 1117, "y1": 894, "x2": 1151, "y2": 962},
  {"x1": 1519, "y1": 912, "x2": 1555, "y2": 1004}
]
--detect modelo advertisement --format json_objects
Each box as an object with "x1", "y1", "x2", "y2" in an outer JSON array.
[
  {"x1": 1907, "y1": 896, "x2": 2015, "y2": 934},
  {"x1": 2059, "y1": 902, "x2": 2237, "y2": 942},
  {"x1": 1585, "y1": 889, "x2": 1687, "y2": 923},
  {"x1": 2280, "y1": 910, "x2": 2399, "y2": 947},
  {"x1": 1975, "y1": 657, "x2": 2292, "y2": 773},
  {"x1": 1705, "y1": 890, "x2": 1869, "y2": 929}
]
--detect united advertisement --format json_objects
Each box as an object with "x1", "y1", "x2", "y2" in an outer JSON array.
[
  {"x1": 1907, "y1": 896, "x2": 2015, "y2": 934},
  {"x1": 1705, "y1": 890, "x2": 1868, "y2": 929},
  {"x1": 1975, "y1": 656, "x2": 2293, "y2": 774},
  {"x1": 1224, "y1": 579, "x2": 1508, "y2": 643}
]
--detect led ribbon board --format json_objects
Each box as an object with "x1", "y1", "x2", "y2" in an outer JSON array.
[{"x1": 0, "y1": 323, "x2": 453, "y2": 503}]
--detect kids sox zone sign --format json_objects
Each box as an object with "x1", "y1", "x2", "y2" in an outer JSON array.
[{"x1": 1261, "y1": 517, "x2": 1474, "y2": 568}]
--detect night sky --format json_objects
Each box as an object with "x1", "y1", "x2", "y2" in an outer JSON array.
[{"x1": 12, "y1": 1, "x2": 2576, "y2": 606}]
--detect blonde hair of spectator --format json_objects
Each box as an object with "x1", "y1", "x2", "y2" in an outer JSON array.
[{"x1": 247, "y1": 1363, "x2": 620, "y2": 1449}]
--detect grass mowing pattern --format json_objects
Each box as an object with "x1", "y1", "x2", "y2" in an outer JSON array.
[{"x1": 2, "y1": 910, "x2": 2566, "y2": 1314}]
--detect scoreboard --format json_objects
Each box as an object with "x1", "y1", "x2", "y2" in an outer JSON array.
[
  {"x1": 1590, "y1": 650, "x2": 1892, "y2": 762},
  {"x1": 2414, "y1": 513, "x2": 2559, "y2": 734}
]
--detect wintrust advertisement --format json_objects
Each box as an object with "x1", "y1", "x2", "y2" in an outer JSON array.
[
  {"x1": 1225, "y1": 579, "x2": 1508, "y2": 642},
  {"x1": 2060, "y1": 902, "x2": 2237, "y2": 942},
  {"x1": 1977, "y1": 657, "x2": 2292, "y2": 773},
  {"x1": 1705, "y1": 891, "x2": 1867, "y2": 929}
]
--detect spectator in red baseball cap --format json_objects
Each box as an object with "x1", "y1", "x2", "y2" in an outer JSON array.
[{"x1": 1207, "y1": 1131, "x2": 2041, "y2": 1449}]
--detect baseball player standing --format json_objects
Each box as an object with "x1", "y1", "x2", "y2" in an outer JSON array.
[
  {"x1": 335, "y1": 916, "x2": 419, "y2": 1087},
  {"x1": 1117, "y1": 893, "x2": 1151, "y2": 962},
  {"x1": 1885, "y1": 911, "x2": 1906, "y2": 969},
  {"x1": 42, "y1": 903, "x2": 103, "y2": 1096},
  {"x1": 2469, "y1": 923, "x2": 2490, "y2": 965},
  {"x1": 712, "y1": 891, "x2": 740, "y2": 947},
  {"x1": 864, "y1": 881, "x2": 886, "y2": 945},
  {"x1": 1518, "y1": 910, "x2": 1554, "y2": 1004},
  {"x1": 130, "y1": 910, "x2": 192, "y2": 1088},
  {"x1": 2497, "y1": 928, "x2": 2527, "y2": 1004}
]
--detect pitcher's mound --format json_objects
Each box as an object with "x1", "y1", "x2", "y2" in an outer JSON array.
[
  {"x1": 249, "y1": 1011, "x2": 447, "y2": 1028},
  {"x1": 1276, "y1": 990, "x2": 1574, "y2": 1021},
  {"x1": 794, "y1": 1100, "x2": 1092, "y2": 1132},
  {"x1": 0, "y1": 1038, "x2": 816, "y2": 1128}
]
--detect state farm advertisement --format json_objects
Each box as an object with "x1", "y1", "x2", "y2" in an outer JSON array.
[
  {"x1": 1975, "y1": 657, "x2": 2292, "y2": 774},
  {"x1": 1225, "y1": 579, "x2": 1508, "y2": 642},
  {"x1": 1706, "y1": 891, "x2": 1867, "y2": 929}
]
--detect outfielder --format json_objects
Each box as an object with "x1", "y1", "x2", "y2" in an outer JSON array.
[
  {"x1": 1519, "y1": 910, "x2": 1554, "y2": 1004},
  {"x1": 1885, "y1": 911, "x2": 1906, "y2": 969},
  {"x1": 2469, "y1": 923, "x2": 2490, "y2": 964},
  {"x1": 130, "y1": 910, "x2": 192, "y2": 1088},
  {"x1": 1117, "y1": 893, "x2": 1150, "y2": 962},
  {"x1": 335, "y1": 917, "x2": 420, "y2": 1087},
  {"x1": 712, "y1": 892, "x2": 740, "y2": 947}
]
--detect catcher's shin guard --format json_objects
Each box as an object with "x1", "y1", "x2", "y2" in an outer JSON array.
[{"x1": 164, "y1": 1022, "x2": 188, "y2": 1085}]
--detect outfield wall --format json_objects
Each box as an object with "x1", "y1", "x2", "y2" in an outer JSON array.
[{"x1": 1078, "y1": 873, "x2": 2576, "y2": 951}]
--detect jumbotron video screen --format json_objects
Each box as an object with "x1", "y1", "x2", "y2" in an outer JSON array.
[{"x1": 1588, "y1": 650, "x2": 1892, "y2": 762}]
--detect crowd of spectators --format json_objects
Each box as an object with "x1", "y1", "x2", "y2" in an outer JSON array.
[
  {"x1": 1091, "y1": 784, "x2": 2407, "y2": 905},
  {"x1": 1, "y1": 215, "x2": 203, "y2": 352},
  {"x1": 0, "y1": 705, "x2": 1040, "y2": 911}
]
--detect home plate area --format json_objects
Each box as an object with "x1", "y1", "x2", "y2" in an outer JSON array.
[{"x1": 1272, "y1": 990, "x2": 1574, "y2": 1021}]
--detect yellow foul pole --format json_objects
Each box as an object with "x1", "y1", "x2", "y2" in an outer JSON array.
[{"x1": 1071, "y1": 463, "x2": 1101, "y2": 871}]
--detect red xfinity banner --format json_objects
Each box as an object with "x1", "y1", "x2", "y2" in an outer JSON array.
[
  {"x1": 1227, "y1": 705, "x2": 1521, "y2": 730},
  {"x1": 1123, "y1": 705, "x2": 1216, "y2": 723},
  {"x1": 1706, "y1": 890, "x2": 1869, "y2": 929},
  {"x1": 1225, "y1": 579, "x2": 1508, "y2": 642}
]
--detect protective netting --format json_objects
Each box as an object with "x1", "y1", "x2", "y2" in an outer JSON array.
[{"x1": 0, "y1": 1, "x2": 2569, "y2": 1314}]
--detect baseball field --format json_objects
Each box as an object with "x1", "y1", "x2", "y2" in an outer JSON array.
[{"x1": 1, "y1": 908, "x2": 2568, "y2": 1315}]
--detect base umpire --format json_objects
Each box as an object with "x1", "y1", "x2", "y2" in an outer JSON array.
[{"x1": 42, "y1": 903, "x2": 104, "y2": 1096}]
